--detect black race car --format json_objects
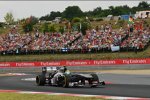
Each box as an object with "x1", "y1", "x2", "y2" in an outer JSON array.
[{"x1": 36, "y1": 67, "x2": 105, "y2": 88}]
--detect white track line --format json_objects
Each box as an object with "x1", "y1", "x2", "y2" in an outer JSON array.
[{"x1": 7, "y1": 73, "x2": 29, "y2": 76}]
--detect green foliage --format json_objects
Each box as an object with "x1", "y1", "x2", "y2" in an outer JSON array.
[
  {"x1": 81, "y1": 21, "x2": 91, "y2": 35},
  {"x1": 39, "y1": 23, "x2": 61, "y2": 33},
  {"x1": 4, "y1": 12, "x2": 14, "y2": 25},
  {"x1": 43, "y1": 23, "x2": 49, "y2": 33},
  {"x1": 62, "y1": 6, "x2": 84, "y2": 20},
  {"x1": 109, "y1": 5, "x2": 131, "y2": 16},
  {"x1": 22, "y1": 23, "x2": 33, "y2": 33},
  {"x1": 131, "y1": 2, "x2": 150, "y2": 14},
  {"x1": 49, "y1": 25, "x2": 56, "y2": 32},
  {"x1": 40, "y1": 1, "x2": 149, "y2": 22},
  {"x1": 72, "y1": 20, "x2": 91, "y2": 34},
  {"x1": 138, "y1": 1, "x2": 150, "y2": 9},
  {"x1": 30, "y1": 16, "x2": 39, "y2": 25},
  {"x1": 92, "y1": 7, "x2": 102, "y2": 16},
  {"x1": 99, "y1": 9, "x2": 111, "y2": 17},
  {"x1": 72, "y1": 17, "x2": 81, "y2": 23},
  {"x1": 22, "y1": 16, "x2": 38, "y2": 33},
  {"x1": 0, "y1": 22, "x2": 4, "y2": 27},
  {"x1": 40, "y1": 11, "x2": 61, "y2": 21},
  {"x1": 85, "y1": 1, "x2": 149, "y2": 17},
  {"x1": 72, "y1": 22, "x2": 80, "y2": 32},
  {"x1": 59, "y1": 26, "x2": 64, "y2": 34}
]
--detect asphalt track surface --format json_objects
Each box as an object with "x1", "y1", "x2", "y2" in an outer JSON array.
[{"x1": 0, "y1": 72, "x2": 150, "y2": 98}]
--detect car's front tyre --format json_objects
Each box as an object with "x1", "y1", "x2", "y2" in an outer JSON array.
[{"x1": 36, "y1": 74, "x2": 46, "y2": 86}]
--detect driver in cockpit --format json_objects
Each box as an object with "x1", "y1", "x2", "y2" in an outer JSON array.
[{"x1": 51, "y1": 66, "x2": 70, "y2": 84}]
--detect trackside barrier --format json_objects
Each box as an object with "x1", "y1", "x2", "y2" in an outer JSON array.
[{"x1": 0, "y1": 58, "x2": 150, "y2": 68}]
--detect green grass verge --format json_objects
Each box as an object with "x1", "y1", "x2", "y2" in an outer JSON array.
[
  {"x1": 0, "y1": 46, "x2": 149, "y2": 62},
  {"x1": 0, "y1": 93, "x2": 105, "y2": 100}
]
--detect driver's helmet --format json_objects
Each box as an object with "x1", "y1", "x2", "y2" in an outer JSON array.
[{"x1": 63, "y1": 66, "x2": 67, "y2": 72}]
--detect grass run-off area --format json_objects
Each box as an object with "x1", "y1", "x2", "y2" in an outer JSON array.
[
  {"x1": 0, "y1": 47, "x2": 150, "y2": 62},
  {"x1": 0, "y1": 93, "x2": 105, "y2": 100}
]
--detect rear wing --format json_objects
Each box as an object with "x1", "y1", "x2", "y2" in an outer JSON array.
[{"x1": 42, "y1": 67, "x2": 60, "y2": 73}]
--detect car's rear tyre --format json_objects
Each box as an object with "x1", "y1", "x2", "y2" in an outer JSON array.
[{"x1": 36, "y1": 74, "x2": 46, "y2": 86}]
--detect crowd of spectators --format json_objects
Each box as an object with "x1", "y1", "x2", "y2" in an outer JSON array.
[
  {"x1": 29, "y1": 31, "x2": 81, "y2": 51},
  {"x1": 0, "y1": 28, "x2": 82, "y2": 54},
  {"x1": 0, "y1": 28, "x2": 33, "y2": 54},
  {"x1": 0, "y1": 24, "x2": 149, "y2": 55},
  {"x1": 121, "y1": 27, "x2": 150, "y2": 52},
  {"x1": 70, "y1": 24, "x2": 128, "y2": 53}
]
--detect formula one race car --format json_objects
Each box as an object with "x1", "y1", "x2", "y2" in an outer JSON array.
[{"x1": 36, "y1": 66, "x2": 105, "y2": 88}]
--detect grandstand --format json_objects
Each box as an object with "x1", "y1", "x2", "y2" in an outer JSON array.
[{"x1": 0, "y1": 22, "x2": 149, "y2": 56}]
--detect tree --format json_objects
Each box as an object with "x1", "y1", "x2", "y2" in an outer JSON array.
[
  {"x1": 131, "y1": 1, "x2": 150, "y2": 13},
  {"x1": 109, "y1": 6, "x2": 119, "y2": 16},
  {"x1": 22, "y1": 16, "x2": 38, "y2": 33},
  {"x1": 79, "y1": 21, "x2": 91, "y2": 35},
  {"x1": 100, "y1": 9, "x2": 111, "y2": 17},
  {"x1": 49, "y1": 25, "x2": 56, "y2": 32},
  {"x1": 4, "y1": 12, "x2": 14, "y2": 25},
  {"x1": 43, "y1": 23, "x2": 49, "y2": 33},
  {"x1": 84, "y1": 11, "x2": 93, "y2": 17},
  {"x1": 92, "y1": 7, "x2": 102, "y2": 16},
  {"x1": 59, "y1": 26, "x2": 64, "y2": 34},
  {"x1": 40, "y1": 11, "x2": 61, "y2": 21},
  {"x1": 40, "y1": 14, "x2": 50, "y2": 21},
  {"x1": 30, "y1": 16, "x2": 39, "y2": 25},
  {"x1": 138, "y1": 1, "x2": 149, "y2": 8},
  {"x1": 49, "y1": 11, "x2": 62, "y2": 20},
  {"x1": 0, "y1": 22, "x2": 4, "y2": 27},
  {"x1": 72, "y1": 17, "x2": 81, "y2": 23},
  {"x1": 62, "y1": 6, "x2": 84, "y2": 20}
]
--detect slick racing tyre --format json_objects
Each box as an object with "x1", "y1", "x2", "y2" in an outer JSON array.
[{"x1": 36, "y1": 74, "x2": 46, "y2": 86}]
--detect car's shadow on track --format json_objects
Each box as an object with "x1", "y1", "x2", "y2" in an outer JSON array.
[{"x1": 36, "y1": 84, "x2": 106, "y2": 89}]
